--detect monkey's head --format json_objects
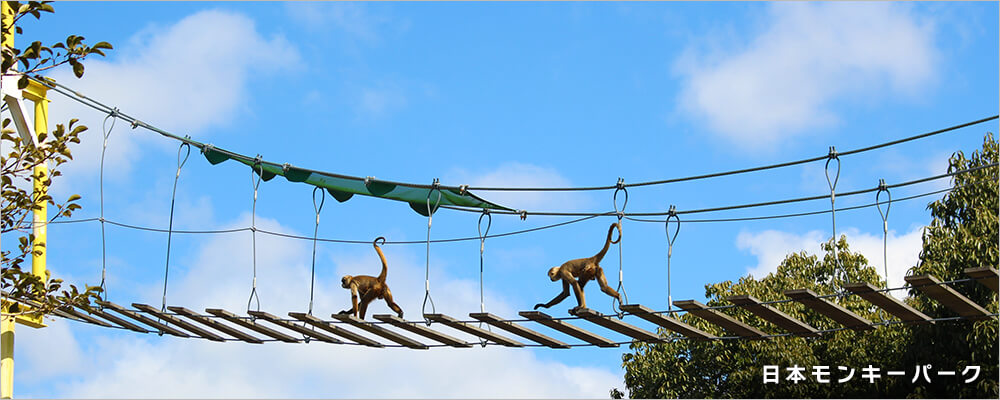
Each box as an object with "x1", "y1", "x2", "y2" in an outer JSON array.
[
  {"x1": 547, "y1": 267, "x2": 561, "y2": 282},
  {"x1": 340, "y1": 275, "x2": 353, "y2": 289}
]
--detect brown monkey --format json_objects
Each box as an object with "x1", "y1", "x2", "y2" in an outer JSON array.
[
  {"x1": 534, "y1": 223, "x2": 623, "y2": 313},
  {"x1": 338, "y1": 237, "x2": 404, "y2": 320}
]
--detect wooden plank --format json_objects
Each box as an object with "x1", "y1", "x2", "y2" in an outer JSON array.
[
  {"x1": 674, "y1": 300, "x2": 769, "y2": 339},
  {"x1": 727, "y1": 295, "x2": 821, "y2": 336},
  {"x1": 469, "y1": 313, "x2": 569, "y2": 349},
  {"x1": 81, "y1": 305, "x2": 150, "y2": 333},
  {"x1": 965, "y1": 267, "x2": 999, "y2": 293},
  {"x1": 11, "y1": 296, "x2": 77, "y2": 323},
  {"x1": 59, "y1": 306, "x2": 113, "y2": 327},
  {"x1": 784, "y1": 289, "x2": 874, "y2": 330},
  {"x1": 288, "y1": 312, "x2": 382, "y2": 347},
  {"x1": 424, "y1": 314, "x2": 524, "y2": 347},
  {"x1": 843, "y1": 283, "x2": 934, "y2": 325},
  {"x1": 571, "y1": 308, "x2": 660, "y2": 342},
  {"x1": 373, "y1": 314, "x2": 472, "y2": 348},
  {"x1": 331, "y1": 313, "x2": 429, "y2": 349},
  {"x1": 98, "y1": 301, "x2": 190, "y2": 337},
  {"x1": 167, "y1": 306, "x2": 263, "y2": 344},
  {"x1": 518, "y1": 311, "x2": 618, "y2": 348},
  {"x1": 906, "y1": 275, "x2": 993, "y2": 320},
  {"x1": 620, "y1": 304, "x2": 713, "y2": 340},
  {"x1": 132, "y1": 303, "x2": 225, "y2": 341},
  {"x1": 206, "y1": 308, "x2": 298, "y2": 343},
  {"x1": 248, "y1": 311, "x2": 341, "y2": 344}
]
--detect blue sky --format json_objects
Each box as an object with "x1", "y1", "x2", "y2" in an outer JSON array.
[{"x1": 3, "y1": 2, "x2": 998, "y2": 398}]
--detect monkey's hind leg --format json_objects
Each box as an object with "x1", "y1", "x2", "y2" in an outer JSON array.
[
  {"x1": 595, "y1": 267, "x2": 622, "y2": 303},
  {"x1": 358, "y1": 292, "x2": 377, "y2": 320},
  {"x1": 382, "y1": 287, "x2": 404, "y2": 318}
]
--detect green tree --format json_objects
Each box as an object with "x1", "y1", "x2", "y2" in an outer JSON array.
[
  {"x1": 617, "y1": 133, "x2": 998, "y2": 398},
  {"x1": 902, "y1": 132, "x2": 998, "y2": 398},
  {"x1": 2, "y1": 0, "x2": 111, "y2": 319}
]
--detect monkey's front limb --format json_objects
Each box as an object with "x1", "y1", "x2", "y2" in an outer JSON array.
[
  {"x1": 338, "y1": 288, "x2": 361, "y2": 317},
  {"x1": 535, "y1": 281, "x2": 571, "y2": 310}
]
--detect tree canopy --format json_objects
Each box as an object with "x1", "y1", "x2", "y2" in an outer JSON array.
[
  {"x1": 617, "y1": 133, "x2": 998, "y2": 398},
  {"x1": 2, "y1": 0, "x2": 111, "y2": 319}
]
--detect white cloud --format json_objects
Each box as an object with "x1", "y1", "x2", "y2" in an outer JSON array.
[
  {"x1": 42, "y1": 10, "x2": 299, "y2": 191},
  {"x1": 284, "y1": 2, "x2": 395, "y2": 42},
  {"x1": 447, "y1": 162, "x2": 592, "y2": 212},
  {"x1": 674, "y1": 2, "x2": 937, "y2": 148},
  {"x1": 736, "y1": 226, "x2": 924, "y2": 298},
  {"x1": 358, "y1": 85, "x2": 408, "y2": 117},
  {"x1": 22, "y1": 213, "x2": 621, "y2": 398},
  {"x1": 737, "y1": 229, "x2": 826, "y2": 279}
]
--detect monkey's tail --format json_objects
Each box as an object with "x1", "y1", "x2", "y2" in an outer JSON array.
[
  {"x1": 593, "y1": 223, "x2": 622, "y2": 261},
  {"x1": 373, "y1": 236, "x2": 388, "y2": 283}
]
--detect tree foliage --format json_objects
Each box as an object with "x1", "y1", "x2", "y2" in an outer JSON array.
[
  {"x1": 2, "y1": 1, "x2": 111, "y2": 318},
  {"x1": 617, "y1": 133, "x2": 998, "y2": 398}
]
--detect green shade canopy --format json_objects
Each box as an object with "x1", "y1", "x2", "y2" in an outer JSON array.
[{"x1": 194, "y1": 141, "x2": 510, "y2": 216}]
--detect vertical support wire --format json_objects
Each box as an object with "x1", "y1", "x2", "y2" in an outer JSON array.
[
  {"x1": 665, "y1": 205, "x2": 680, "y2": 312},
  {"x1": 98, "y1": 109, "x2": 118, "y2": 306},
  {"x1": 875, "y1": 179, "x2": 891, "y2": 286},
  {"x1": 825, "y1": 147, "x2": 841, "y2": 271},
  {"x1": 612, "y1": 178, "x2": 629, "y2": 318},
  {"x1": 161, "y1": 142, "x2": 191, "y2": 319},
  {"x1": 308, "y1": 187, "x2": 325, "y2": 315},
  {"x1": 477, "y1": 208, "x2": 492, "y2": 346},
  {"x1": 422, "y1": 179, "x2": 442, "y2": 325},
  {"x1": 247, "y1": 158, "x2": 263, "y2": 315},
  {"x1": 875, "y1": 179, "x2": 892, "y2": 322}
]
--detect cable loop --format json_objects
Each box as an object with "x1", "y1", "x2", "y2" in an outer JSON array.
[
  {"x1": 308, "y1": 186, "x2": 325, "y2": 315},
  {"x1": 477, "y1": 208, "x2": 493, "y2": 346},
  {"x1": 825, "y1": 146, "x2": 841, "y2": 269},
  {"x1": 422, "y1": 180, "x2": 442, "y2": 325},
  {"x1": 161, "y1": 142, "x2": 191, "y2": 316},
  {"x1": 665, "y1": 205, "x2": 680, "y2": 311},
  {"x1": 98, "y1": 108, "x2": 119, "y2": 305},
  {"x1": 247, "y1": 157, "x2": 263, "y2": 316},
  {"x1": 613, "y1": 178, "x2": 628, "y2": 220},
  {"x1": 876, "y1": 179, "x2": 891, "y2": 286},
  {"x1": 611, "y1": 179, "x2": 629, "y2": 318}
]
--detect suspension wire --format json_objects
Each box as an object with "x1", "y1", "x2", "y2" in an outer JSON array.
[
  {"x1": 625, "y1": 177, "x2": 991, "y2": 223},
  {"x1": 29, "y1": 75, "x2": 998, "y2": 193},
  {"x1": 19, "y1": 175, "x2": 991, "y2": 238},
  {"x1": 876, "y1": 179, "x2": 891, "y2": 285},
  {"x1": 247, "y1": 158, "x2": 263, "y2": 315},
  {"x1": 825, "y1": 147, "x2": 841, "y2": 268},
  {"x1": 161, "y1": 142, "x2": 191, "y2": 317},
  {"x1": 439, "y1": 163, "x2": 997, "y2": 218},
  {"x1": 612, "y1": 178, "x2": 629, "y2": 318},
  {"x1": 477, "y1": 208, "x2": 492, "y2": 346},
  {"x1": 98, "y1": 108, "x2": 118, "y2": 305},
  {"x1": 463, "y1": 116, "x2": 1000, "y2": 191},
  {"x1": 19, "y1": 72, "x2": 999, "y2": 218},
  {"x1": 665, "y1": 206, "x2": 680, "y2": 312},
  {"x1": 422, "y1": 179, "x2": 442, "y2": 325},
  {"x1": 308, "y1": 187, "x2": 325, "y2": 315}
]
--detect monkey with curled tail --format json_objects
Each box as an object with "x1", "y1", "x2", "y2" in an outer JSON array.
[
  {"x1": 338, "y1": 237, "x2": 404, "y2": 320},
  {"x1": 534, "y1": 223, "x2": 623, "y2": 313}
]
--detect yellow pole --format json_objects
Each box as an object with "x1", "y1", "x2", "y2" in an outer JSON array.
[
  {"x1": 1, "y1": 3, "x2": 15, "y2": 398},
  {"x1": 27, "y1": 87, "x2": 48, "y2": 281},
  {"x1": 0, "y1": 306, "x2": 12, "y2": 399},
  {"x1": 3, "y1": 3, "x2": 51, "y2": 397}
]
